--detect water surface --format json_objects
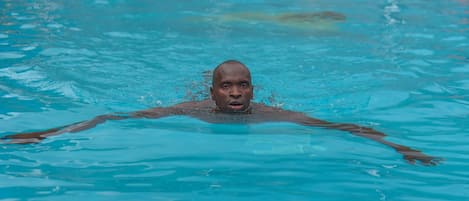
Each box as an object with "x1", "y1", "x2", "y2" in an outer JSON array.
[{"x1": 1, "y1": 0, "x2": 468, "y2": 200}]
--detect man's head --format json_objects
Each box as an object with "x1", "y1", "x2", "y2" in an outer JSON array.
[{"x1": 210, "y1": 60, "x2": 254, "y2": 113}]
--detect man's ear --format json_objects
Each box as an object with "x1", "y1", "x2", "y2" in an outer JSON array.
[
  {"x1": 210, "y1": 87, "x2": 214, "y2": 100},
  {"x1": 251, "y1": 85, "x2": 254, "y2": 99}
]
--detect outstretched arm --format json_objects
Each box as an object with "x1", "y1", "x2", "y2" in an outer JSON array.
[
  {"x1": 1, "y1": 107, "x2": 176, "y2": 144},
  {"x1": 285, "y1": 112, "x2": 441, "y2": 165}
]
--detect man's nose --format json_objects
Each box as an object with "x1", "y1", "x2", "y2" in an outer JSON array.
[{"x1": 230, "y1": 87, "x2": 242, "y2": 98}]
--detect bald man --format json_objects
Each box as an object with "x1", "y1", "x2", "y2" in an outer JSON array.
[{"x1": 1, "y1": 60, "x2": 441, "y2": 165}]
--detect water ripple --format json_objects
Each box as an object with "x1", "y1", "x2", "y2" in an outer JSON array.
[
  {"x1": 103, "y1": 32, "x2": 148, "y2": 40},
  {"x1": 39, "y1": 48, "x2": 96, "y2": 57},
  {"x1": 0, "y1": 66, "x2": 79, "y2": 99},
  {"x1": 0, "y1": 52, "x2": 25, "y2": 59}
]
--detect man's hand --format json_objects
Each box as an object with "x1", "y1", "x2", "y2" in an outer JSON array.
[
  {"x1": 1, "y1": 130, "x2": 50, "y2": 144},
  {"x1": 1, "y1": 125, "x2": 69, "y2": 144},
  {"x1": 397, "y1": 147, "x2": 443, "y2": 166}
]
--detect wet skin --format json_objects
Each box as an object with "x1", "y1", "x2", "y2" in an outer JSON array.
[
  {"x1": 210, "y1": 62, "x2": 253, "y2": 113},
  {"x1": 1, "y1": 61, "x2": 442, "y2": 166}
]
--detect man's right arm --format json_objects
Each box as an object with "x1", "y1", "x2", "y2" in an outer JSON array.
[{"x1": 1, "y1": 107, "x2": 177, "y2": 144}]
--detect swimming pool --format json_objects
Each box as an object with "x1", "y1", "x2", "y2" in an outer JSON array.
[{"x1": 1, "y1": 0, "x2": 468, "y2": 200}]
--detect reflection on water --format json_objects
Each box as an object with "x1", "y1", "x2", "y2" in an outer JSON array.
[{"x1": 218, "y1": 11, "x2": 345, "y2": 31}]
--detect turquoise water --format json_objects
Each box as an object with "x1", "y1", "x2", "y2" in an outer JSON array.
[{"x1": 1, "y1": 0, "x2": 468, "y2": 200}]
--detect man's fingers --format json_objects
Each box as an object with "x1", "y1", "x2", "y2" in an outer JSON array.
[
  {"x1": 429, "y1": 157, "x2": 443, "y2": 166},
  {"x1": 405, "y1": 155, "x2": 416, "y2": 165},
  {"x1": 3, "y1": 137, "x2": 41, "y2": 144}
]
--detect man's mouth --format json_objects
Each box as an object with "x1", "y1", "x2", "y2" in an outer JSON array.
[{"x1": 228, "y1": 102, "x2": 244, "y2": 110}]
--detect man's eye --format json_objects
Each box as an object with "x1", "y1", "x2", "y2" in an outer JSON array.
[
  {"x1": 222, "y1": 84, "x2": 230, "y2": 89},
  {"x1": 241, "y1": 83, "x2": 249, "y2": 88}
]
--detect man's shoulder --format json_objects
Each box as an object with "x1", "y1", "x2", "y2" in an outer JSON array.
[
  {"x1": 173, "y1": 99, "x2": 214, "y2": 109},
  {"x1": 251, "y1": 102, "x2": 304, "y2": 115},
  {"x1": 251, "y1": 102, "x2": 285, "y2": 112}
]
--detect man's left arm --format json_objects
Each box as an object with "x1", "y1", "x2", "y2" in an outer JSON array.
[{"x1": 283, "y1": 111, "x2": 442, "y2": 165}]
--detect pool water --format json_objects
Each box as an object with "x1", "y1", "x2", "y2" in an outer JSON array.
[{"x1": 1, "y1": 0, "x2": 468, "y2": 200}]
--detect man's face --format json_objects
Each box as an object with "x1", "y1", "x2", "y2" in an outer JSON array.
[{"x1": 210, "y1": 64, "x2": 253, "y2": 113}]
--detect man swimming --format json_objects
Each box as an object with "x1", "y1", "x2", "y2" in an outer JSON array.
[{"x1": 1, "y1": 60, "x2": 441, "y2": 165}]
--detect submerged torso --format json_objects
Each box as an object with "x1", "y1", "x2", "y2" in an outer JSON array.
[{"x1": 169, "y1": 100, "x2": 296, "y2": 124}]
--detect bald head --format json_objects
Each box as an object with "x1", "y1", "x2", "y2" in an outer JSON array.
[
  {"x1": 212, "y1": 60, "x2": 251, "y2": 87},
  {"x1": 210, "y1": 60, "x2": 254, "y2": 113}
]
